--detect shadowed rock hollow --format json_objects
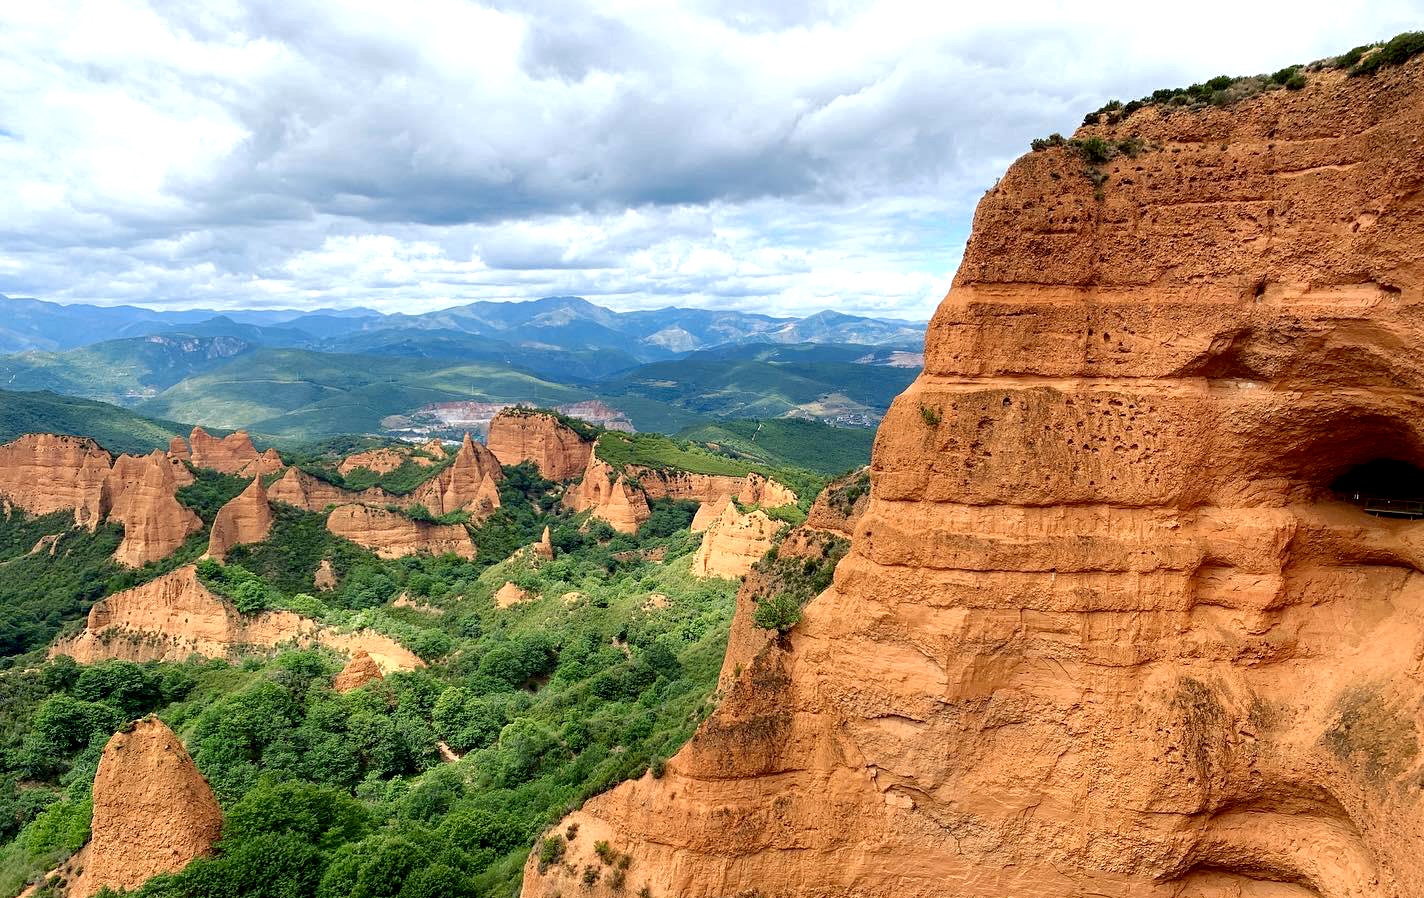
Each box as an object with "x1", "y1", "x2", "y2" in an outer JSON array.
[{"x1": 521, "y1": 58, "x2": 1424, "y2": 898}]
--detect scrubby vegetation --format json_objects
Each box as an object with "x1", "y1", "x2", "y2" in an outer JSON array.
[
  {"x1": 751, "y1": 530, "x2": 849, "y2": 636},
  {"x1": 1067, "y1": 30, "x2": 1424, "y2": 130},
  {"x1": 674, "y1": 418, "x2": 875, "y2": 476},
  {"x1": 0, "y1": 436, "x2": 787, "y2": 897}
]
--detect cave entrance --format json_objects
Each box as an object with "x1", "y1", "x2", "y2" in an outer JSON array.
[{"x1": 1331, "y1": 459, "x2": 1424, "y2": 519}]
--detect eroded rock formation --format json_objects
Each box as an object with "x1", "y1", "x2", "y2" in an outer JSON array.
[
  {"x1": 326, "y1": 504, "x2": 476, "y2": 559},
  {"x1": 0, "y1": 434, "x2": 112, "y2": 527},
  {"x1": 564, "y1": 453, "x2": 650, "y2": 533},
  {"x1": 0, "y1": 436, "x2": 201, "y2": 567},
  {"x1": 494, "y1": 581, "x2": 533, "y2": 608},
  {"x1": 410, "y1": 433, "x2": 502, "y2": 519},
  {"x1": 804, "y1": 467, "x2": 870, "y2": 536},
  {"x1": 50, "y1": 565, "x2": 425, "y2": 673},
  {"x1": 332, "y1": 650, "x2": 384, "y2": 692},
  {"x1": 523, "y1": 58, "x2": 1424, "y2": 898},
  {"x1": 689, "y1": 502, "x2": 782, "y2": 579},
  {"x1": 105, "y1": 451, "x2": 204, "y2": 567},
  {"x1": 488, "y1": 409, "x2": 592, "y2": 481},
  {"x1": 207, "y1": 476, "x2": 273, "y2": 560},
  {"x1": 67, "y1": 717, "x2": 221, "y2": 898},
  {"x1": 268, "y1": 466, "x2": 390, "y2": 511},
  {"x1": 178, "y1": 427, "x2": 268, "y2": 474}
]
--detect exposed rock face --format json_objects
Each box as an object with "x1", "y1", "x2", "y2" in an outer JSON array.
[
  {"x1": 332, "y1": 650, "x2": 384, "y2": 692},
  {"x1": 314, "y1": 559, "x2": 337, "y2": 591},
  {"x1": 804, "y1": 467, "x2": 870, "y2": 536},
  {"x1": 237, "y1": 448, "x2": 284, "y2": 478},
  {"x1": 339, "y1": 448, "x2": 408, "y2": 475},
  {"x1": 690, "y1": 495, "x2": 730, "y2": 532},
  {"x1": 564, "y1": 453, "x2": 650, "y2": 533},
  {"x1": 179, "y1": 427, "x2": 266, "y2": 474},
  {"x1": 268, "y1": 466, "x2": 389, "y2": 511},
  {"x1": 410, "y1": 433, "x2": 503, "y2": 519},
  {"x1": 0, "y1": 436, "x2": 200, "y2": 567},
  {"x1": 67, "y1": 717, "x2": 221, "y2": 898},
  {"x1": 522, "y1": 60, "x2": 1424, "y2": 898},
  {"x1": 326, "y1": 504, "x2": 476, "y2": 559},
  {"x1": 105, "y1": 451, "x2": 204, "y2": 567},
  {"x1": 50, "y1": 565, "x2": 425, "y2": 673},
  {"x1": 689, "y1": 503, "x2": 781, "y2": 579},
  {"x1": 487, "y1": 410, "x2": 592, "y2": 481},
  {"x1": 208, "y1": 476, "x2": 273, "y2": 560},
  {"x1": 534, "y1": 525, "x2": 554, "y2": 560},
  {"x1": 494, "y1": 581, "x2": 532, "y2": 608},
  {"x1": 0, "y1": 434, "x2": 112, "y2": 527},
  {"x1": 736, "y1": 471, "x2": 798, "y2": 508},
  {"x1": 634, "y1": 466, "x2": 797, "y2": 508}
]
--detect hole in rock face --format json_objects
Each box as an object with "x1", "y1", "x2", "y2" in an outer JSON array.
[{"x1": 1331, "y1": 459, "x2": 1424, "y2": 519}]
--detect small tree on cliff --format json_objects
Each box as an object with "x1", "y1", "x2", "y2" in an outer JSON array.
[{"x1": 754, "y1": 592, "x2": 802, "y2": 635}]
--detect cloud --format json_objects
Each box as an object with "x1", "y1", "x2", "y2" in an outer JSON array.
[{"x1": 0, "y1": 0, "x2": 1419, "y2": 320}]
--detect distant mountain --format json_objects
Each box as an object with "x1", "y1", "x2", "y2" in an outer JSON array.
[
  {"x1": 0, "y1": 334, "x2": 256, "y2": 405},
  {"x1": 0, "y1": 388, "x2": 189, "y2": 454},
  {"x1": 0, "y1": 294, "x2": 925, "y2": 362}
]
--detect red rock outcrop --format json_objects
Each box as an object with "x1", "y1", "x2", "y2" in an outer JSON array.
[
  {"x1": 268, "y1": 466, "x2": 394, "y2": 511},
  {"x1": 326, "y1": 503, "x2": 476, "y2": 559},
  {"x1": 339, "y1": 448, "x2": 407, "y2": 475},
  {"x1": 105, "y1": 451, "x2": 203, "y2": 567},
  {"x1": 179, "y1": 427, "x2": 266, "y2": 474},
  {"x1": 410, "y1": 433, "x2": 502, "y2": 519},
  {"x1": 332, "y1": 650, "x2": 384, "y2": 692},
  {"x1": 207, "y1": 476, "x2": 273, "y2": 560},
  {"x1": 564, "y1": 452, "x2": 650, "y2": 533},
  {"x1": 487, "y1": 409, "x2": 592, "y2": 481},
  {"x1": 523, "y1": 59, "x2": 1424, "y2": 898},
  {"x1": 0, "y1": 434, "x2": 112, "y2": 527},
  {"x1": 494, "y1": 581, "x2": 533, "y2": 608},
  {"x1": 314, "y1": 558, "x2": 337, "y2": 591},
  {"x1": 690, "y1": 495, "x2": 730, "y2": 532},
  {"x1": 736, "y1": 471, "x2": 798, "y2": 508},
  {"x1": 66, "y1": 717, "x2": 221, "y2": 898},
  {"x1": 237, "y1": 447, "x2": 284, "y2": 477},
  {"x1": 534, "y1": 525, "x2": 554, "y2": 560},
  {"x1": 0, "y1": 436, "x2": 202, "y2": 567},
  {"x1": 633, "y1": 466, "x2": 797, "y2": 508},
  {"x1": 689, "y1": 502, "x2": 782, "y2": 579},
  {"x1": 50, "y1": 565, "x2": 425, "y2": 673}
]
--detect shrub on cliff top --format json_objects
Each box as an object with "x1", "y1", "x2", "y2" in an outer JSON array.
[{"x1": 1349, "y1": 31, "x2": 1424, "y2": 76}]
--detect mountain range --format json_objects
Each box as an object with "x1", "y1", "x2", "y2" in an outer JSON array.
[{"x1": 0, "y1": 294, "x2": 925, "y2": 441}]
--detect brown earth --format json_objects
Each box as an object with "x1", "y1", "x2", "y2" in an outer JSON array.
[
  {"x1": 50, "y1": 564, "x2": 425, "y2": 673},
  {"x1": 207, "y1": 475, "x2": 273, "y2": 560},
  {"x1": 487, "y1": 409, "x2": 592, "y2": 481},
  {"x1": 332, "y1": 649, "x2": 384, "y2": 692},
  {"x1": 66, "y1": 717, "x2": 222, "y2": 898},
  {"x1": 314, "y1": 558, "x2": 337, "y2": 590},
  {"x1": 689, "y1": 502, "x2": 782, "y2": 579},
  {"x1": 522, "y1": 58, "x2": 1424, "y2": 898},
  {"x1": 325, "y1": 503, "x2": 476, "y2": 559},
  {"x1": 494, "y1": 581, "x2": 533, "y2": 608}
]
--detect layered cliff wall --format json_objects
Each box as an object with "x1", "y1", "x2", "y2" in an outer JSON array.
[
  {"x1": 488, "y1": 410, "x2": 592, "y2": 481},
  {"x1": 522, "y1": 57, "x2": 1424, "y2": 898},
  {"x1": 50, "y1": 565, "x2": 425, "y2": 672}
]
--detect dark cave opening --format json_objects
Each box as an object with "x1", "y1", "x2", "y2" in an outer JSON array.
[{"x1": 1331, "y1": 459, "x2": 1424, "y2": 519}]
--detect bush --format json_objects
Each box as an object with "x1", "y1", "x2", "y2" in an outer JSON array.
[
  {"x1": 917, "y1": 404, "x2": 941, "y2": 427},
  {"x1": 1350, "y1": 31, "x2": 1424, "y2": 76},
  {"x1": 753, "y1": 592, "x2": 802, "y2": 635},
  {"x1": 537, "y1": 835, "x2": 565, "y2": 873}
]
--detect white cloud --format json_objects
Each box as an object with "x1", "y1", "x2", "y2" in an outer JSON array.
[{"x1": 0, "y1": 0, "x2": 1420, "y2": 320}]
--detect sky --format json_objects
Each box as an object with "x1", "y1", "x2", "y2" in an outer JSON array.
[{"x1": 0, "y1": 1, "x2": 1420, "y2": 321}]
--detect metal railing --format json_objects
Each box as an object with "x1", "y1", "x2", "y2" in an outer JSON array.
[{"x1": 1344, "y1": 494, "x2": 1424, "y2": 519}]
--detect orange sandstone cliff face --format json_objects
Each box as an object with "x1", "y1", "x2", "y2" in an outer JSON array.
[
  {"x1": 66, "y1": 717, "x2": 222, "y2": 898},
  {"x1": 207, "y1": 476, "x2": 274, "y2": 560},
  {"x1": 177, "y1": 427, "x2": 272, "y2": 475},
  {"x1": 326, "y1": 503, "x2": 476, "y2": 559},
  {"x1": 50, "y1": 564, "x2": 425, "y2": 673},
  {"x1": 523, "y1": 60, "x2": 1424, "y2": 898},
  {"x1": 563, "y1": 452, "x2": 651, "y2": 533},
  {"x1": 0, "y1": 436, "x2": 201, "y2": 567},
  {"x1": 488, "y1": 410, "x2": 592, "y2": 481},
  {"x1": 689, "y1": 502, "x2": 783, "y2": 579},
  {"x1": 410, "y1": 434, "x2": 503, "y2": 519}
]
